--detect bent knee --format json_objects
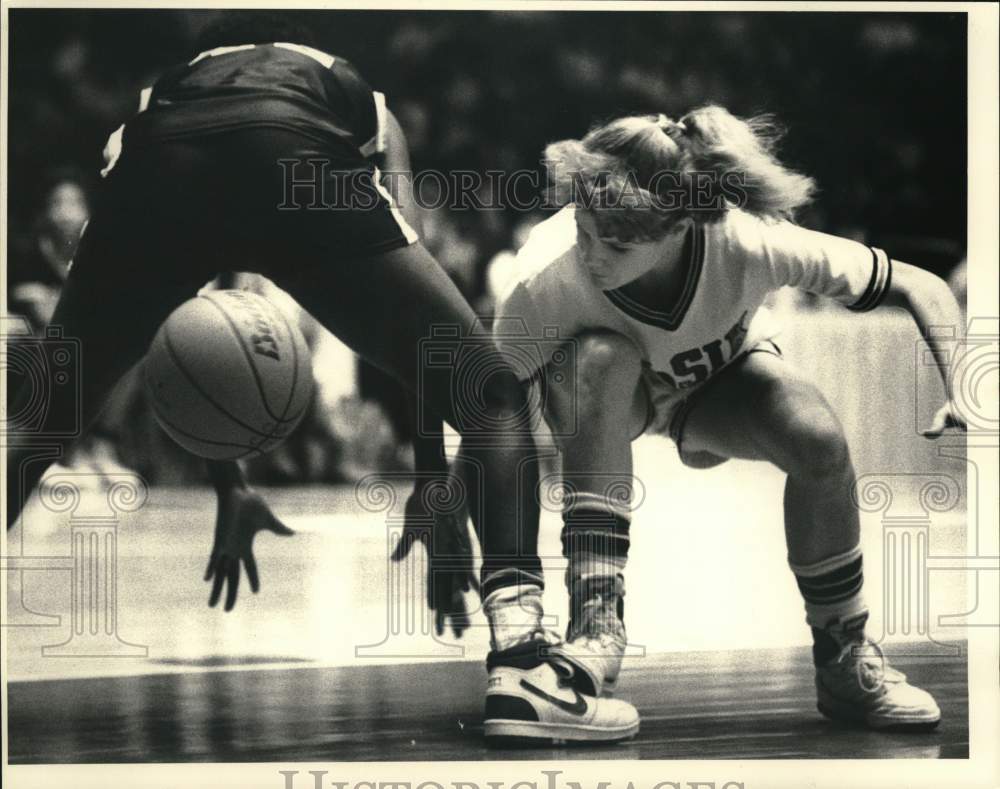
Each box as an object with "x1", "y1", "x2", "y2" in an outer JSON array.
[
  {"x1": 473, "y1": 364, "x2": 535, "y2": 434},
  {"x1": 778, "y1": 406, "x2": 853, "y2": 483},
  {"x1": 480, "y1": 364, "x2": 529, "y2": 412},
  {"x1": 575, "y1": 330, "x2": 643, "y2": 390}
]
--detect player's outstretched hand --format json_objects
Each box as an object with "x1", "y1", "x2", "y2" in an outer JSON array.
[
  {"x1": 922, "y1": 400, "x2": 968, "y2": 439},
  {"x1": 391, "y1": 474, "x2": 479, "y2": 639},
  {"x1": 205, "y1": 487, "x2": 294, "y2": 612}
]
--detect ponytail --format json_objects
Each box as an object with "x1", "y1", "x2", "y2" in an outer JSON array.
[
  {"x1": 677, "y1": 105, "x2": 815, "y2": 222},
  {"x1": 544, "y1": 104, "x2": 816, "y2": 240}
]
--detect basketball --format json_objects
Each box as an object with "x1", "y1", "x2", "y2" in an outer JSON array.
[{"x1": 143, "y1": 289, "x2": 314, "y2": 460}]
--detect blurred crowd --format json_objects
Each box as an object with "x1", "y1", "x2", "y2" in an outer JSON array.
[{"x1": 6, "y1": 10, "x2": 968, "y2": 485}]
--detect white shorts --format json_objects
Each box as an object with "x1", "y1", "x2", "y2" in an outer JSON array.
[{"x1": 637, "y1": 339, "x2": 783, "y2": 468}]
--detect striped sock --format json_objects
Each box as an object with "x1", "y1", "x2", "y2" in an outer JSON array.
[
  {"x1": 562, "y1": 494, "x2": 631, "y2": 631},
  {"x1": 790, "y1": 545, "x2": 867, "y2": 665},
  {"x1": 481, "y1": 566, "x2": 545, "y2": 601}
]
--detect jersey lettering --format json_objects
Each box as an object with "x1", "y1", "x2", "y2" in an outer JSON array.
[
  {"x1": 657, "y1": 311, "x2": 751, "y2": 389},
  {"x1": 702, "y1": 339, "x2": 726, "y2": 372},
  {"x1": 670, "y1": 348, "x2": 709, "y2": 387}
]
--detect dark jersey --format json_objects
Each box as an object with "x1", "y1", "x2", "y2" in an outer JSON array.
[
  {"x1": 125, "y1": 43, "x2": 385, "y2": 155},
  {"x1": 95, "y1": 41, "x2": 417, "y2": 277}
]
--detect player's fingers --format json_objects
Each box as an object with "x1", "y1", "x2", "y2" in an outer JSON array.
[
  {"x1": 922, "y1": 420, "x2": 948, "y2": 439},
  {"x1": 439, "y1": 576, "x2": 461, "y2": 612},
  {"x1": 433, "y1": 570, "x2": 455, "y2": 615},
  {"x1": 391, "y1": 528, "x2": 419, "y2": 562},
  {"x1": 208, "y1": 561, "x2": 226, "y2": 607},
  {"x1": 435, "y1": 608, "x2": 445, "y2": 637},
  {"x1": 267, "y1": 514, "x2": 295, "y2": 537},
  {"x1": 922, "y1": 404, "x2": 968, "y2": 438},
  {"x1": 204, "y1": 554, "x2": 216, "y2": 582},
  {"x1": 450, "y1": 597, "x2": 471, "y2": 639},
  {"x1": 224, "y1": 561, "x2": 240, "y2": 612},
  {"x1": 246, "y1": 554, "x2": 260, "y2": 593},
  {"x1": 390, "y1": 538, "x2": 411, "y2": 562},
  {"x1": 454, "y1": 522, "x2": 473, "y2": 556},
  {"x1": 923, "y1": 419, "x2": 966, "y2": 438},
  {"x1": 428, "y1": 567, "x2": 441, "y2": 610}
]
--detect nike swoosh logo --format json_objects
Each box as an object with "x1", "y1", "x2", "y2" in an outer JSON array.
[{"x1": 519, "y1": 679, "x2": 588, "y2": 716}]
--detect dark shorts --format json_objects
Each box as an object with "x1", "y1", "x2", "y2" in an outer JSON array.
[
  {"x1": 81, "y1": 124, "x2": 415, "y2": 289},
  {"x1": 638, "y1": 339, "x2": 784, "y2": 469}
]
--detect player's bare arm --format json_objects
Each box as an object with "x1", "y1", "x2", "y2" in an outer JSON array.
[
  {"x1": 203, "y1": 459, "x2": 294, "y2": 612},
  {"x1": 379, "y1": 107, "x2": 480, "y2": 636},
  {"x1": 879, "y1": 259, "x2": 968, "y2": 435}
]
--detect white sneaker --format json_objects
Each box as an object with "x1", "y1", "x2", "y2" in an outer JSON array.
[
  {"x1": 484, "y1": 635, "x2": 639, "y2": 744},
  {"x1": 815, "y1": 617, "x2": 941, "y2": 730}
]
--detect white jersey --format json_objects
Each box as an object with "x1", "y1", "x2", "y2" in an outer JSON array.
[{"x1": 494, "y1": 206, "x2": 891, "y2": 391}]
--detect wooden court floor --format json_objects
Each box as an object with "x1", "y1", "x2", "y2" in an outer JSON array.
[
  {"x1": 4, "y1": 452, "x2": 972, "y2": 764},
  {"x1": 8, "y1": 644, "x2": 968, "y2": 762}
]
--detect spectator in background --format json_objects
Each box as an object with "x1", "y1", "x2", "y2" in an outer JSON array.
[
  {"x1": 6, "y1": 168, "x2": 139, "y2": 480},
  {"x1": 8, "y1": 168, "x2": 90, "y2": 333}
]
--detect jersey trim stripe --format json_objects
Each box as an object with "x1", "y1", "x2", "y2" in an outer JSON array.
[
  {"x1": 847, "y1": 247, "x2": 892, "y2": 312},
  {"x1": 188, "y1": 43, "x2": 256, "y2": 66},
  {"x1": 359, "y1": 91, "x2": 388, "y2": 158},
  {"x1": 373, "y1": 166, "x2": 419, "y2": 245},
  {"x1": 878, "y1": 254, "x2": 893, "y2": 309},
  {"x1": 188, "y1": 42, "x2": 338, "y2": 69},
  {"x1": 273, "y1": 42, "x2": 336, "y2": 68},
  {"x1": 601, "y1": 224, "x2": 706, "y2": 331},
  {"x1": 374, "y1": 91, "x2": 388, "y2": 154},
  {"x1": 100, "y1": 124, "x2": 125, "y2": 178}
]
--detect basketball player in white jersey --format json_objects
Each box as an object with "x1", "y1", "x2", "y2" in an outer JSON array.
[{"x1": 479, "y1": 106, "x2": 965, "y2": 736}]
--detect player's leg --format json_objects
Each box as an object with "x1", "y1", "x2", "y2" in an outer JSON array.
[
  {"x1": 226, "y1": 126, "x2": 636, "y2": 741},
  {"x1": 227, "y1": 122, "x2": 543, "y2": 621},
  {"x1": 277, "y1": 243, "x2": 544, "y2": 603},
  {"x1": 6, "y1": 135, "x2": 229, "y2": 529},
  {"x1": 278, "y1": 248, "x2": 639, "y2": 743},
  {"x1": 677, "y1": 347, "x2": 940, "y2": 728},
  {"x1": 5, "y1": 211, "x2": 207, "y2": 528},
  {"x1": 676, "y1": 348, "x2": 858, "y2": 564},
  {"x1": 541, "y1": 329, "x2": 649, "y2": 697}
]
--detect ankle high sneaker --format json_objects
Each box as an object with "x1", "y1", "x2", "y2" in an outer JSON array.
[
  {"x1": 484, "y1": 634, "x2": 639, "y2": 744},
  {"x1": 814, "y1": 614, "x2": 941, "y2": 730}
]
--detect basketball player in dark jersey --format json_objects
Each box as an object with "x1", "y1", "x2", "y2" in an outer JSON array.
[
  {"x1": 8, "y1": 16, "x2": 478, "y2": 591},
  {"x1": 7, "y1": 16, "x2": 643, "y2": 741}
]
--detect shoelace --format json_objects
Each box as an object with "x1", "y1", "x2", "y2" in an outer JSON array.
[
  {"x1": 571, "y1": 595, "x2": 626, "y2": 648},
  {"x1": 835, "y1": 637, "x2": 906, "y2": 692}
]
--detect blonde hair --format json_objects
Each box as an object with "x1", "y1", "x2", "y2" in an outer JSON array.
[{"x1": 544, "y1": 105, "x2": 816, "y2": 241}]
